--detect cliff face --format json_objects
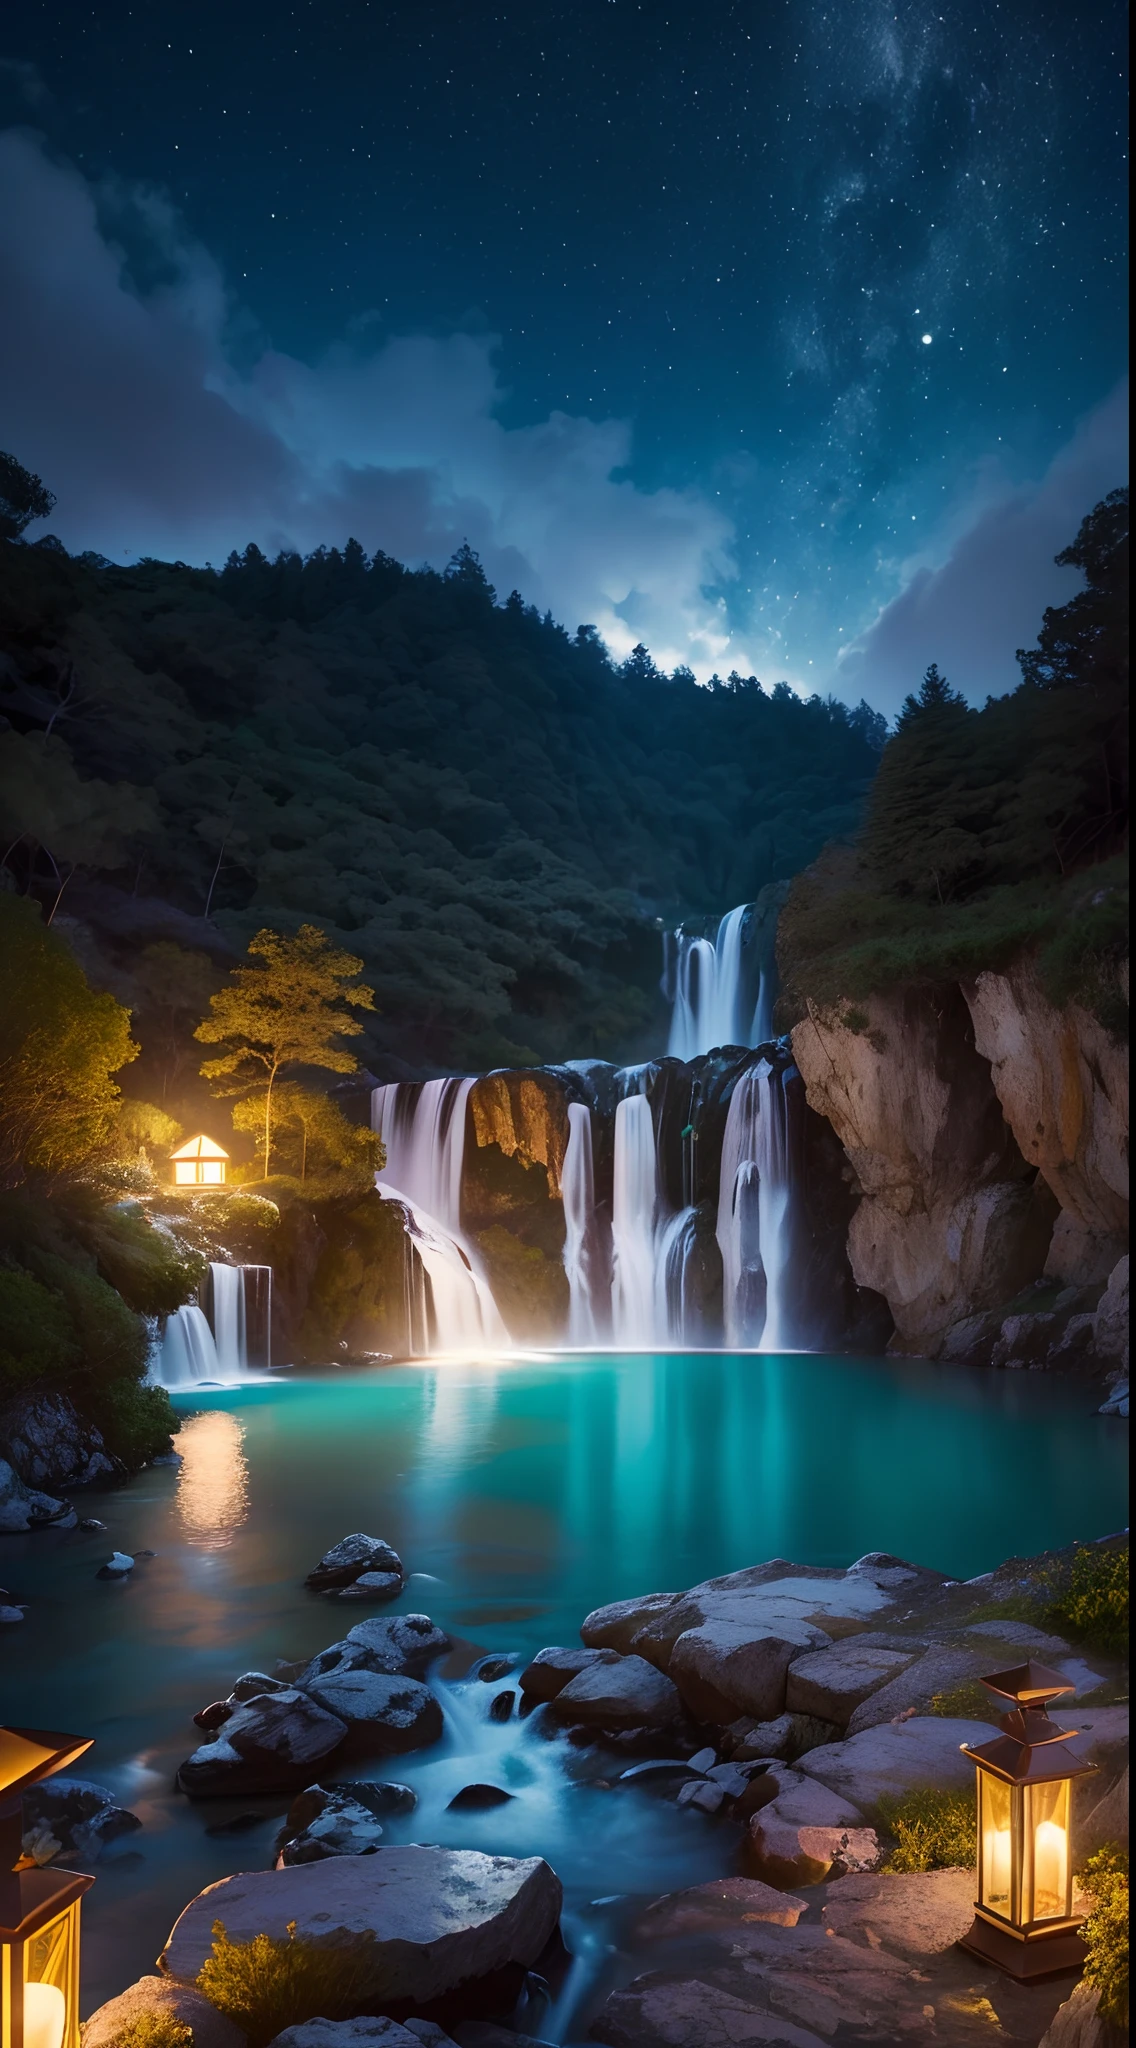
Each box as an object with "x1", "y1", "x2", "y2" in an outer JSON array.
[
  {"x1": 963, "y1": 962, "x2": 1128, "y2": 1285},
  {"x1": 468, "y1": 1070, "x2": 571, "y2": 1194},
  {"x1": 791, "y1": 987, "x2": 1058, "y2": 1354}
]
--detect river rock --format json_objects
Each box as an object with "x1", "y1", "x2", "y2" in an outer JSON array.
[
  {"x1": 798, "y1": 1715, "x2": 992, "y2": 1812},
  {"x1": 306, "y1": 1533, "x2": 405, "y2": 1593},
  {"x1": 22, "y1": 1776, "x2": 141, "y2": 1864},
  {"x1": 302, "y1": 1614, "x2": 450, "y2": 1685},
  {"x1": 633, "y1": 1876, "x2": 806, "y2": 1940},
  {"x1": 550, "y1": 1654, "x2": 682, "y2": 1730},
  {"x1": 489, "y1": 1690, "x2": 515, "y2": 1722},
  {"x1": 476, "y1": 1656, "x2": 516, "y2": 1681},
  {"x1": 81, "y1": 1975, "x2": 247, "y2": 2048},
  {"x1": 277, "y1": 1786, "x2": 387, "y2": 1865},
  {"x1": 820, "y1": 1868, "x2": 977, "y2": 1956},
  {"x1": 785, "y1": 1640, "x2": 916, "y2": 1726},
  {"x1": 0, "y1": 1390, "x2": 118, "y2": 1489},
  {"x1": 520, "y1": 1644, "x2": 621, "y2": 1700},
  {"x1": 332, "y1": 1571, "x2": 405, "y2": 1601},
  {"x1": 0, "y1": 1457, "x2": 73, "y2": 1533},
  {"x1": 844, "y1": 1643, "x2": 988, "y2": 1731},
  {"x1": 160, "y1": 1847, "x2": 563, "y2": 2003},
  {"x1": 231, "y1": 1670, "x2": 289, "y2": 1701},
  {"x1": 723, "y1": 1711, "x2": 841, "y2": 1761},
  {"x1": 447, "y1": 1783, "x2": 514, "y2": 1810},
  {"x1": 177, "y1": 1688, "x2": 349, "y2": 1795},
  {"x1": 302, "y1": 1668, "x2": 443, "y2": 1755},
  {"x1": 748, "y1": 1775, "x2": 878, "y2": 1886},
  {"x1": 669, "y1": 1618, "x2": 825, "y2": 1724}
]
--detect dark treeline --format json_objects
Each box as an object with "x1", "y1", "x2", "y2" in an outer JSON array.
[
  {"x1": 0, "y1": 525, "x2": 885, "y2": 1075},
  {"x1": 779, "y1": 489, "x2": 1129, "y2": 1035}
]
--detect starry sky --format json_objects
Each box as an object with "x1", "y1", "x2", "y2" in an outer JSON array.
[{"x1": 0, "y1": 0, "x2": 1128, "y2": 710}]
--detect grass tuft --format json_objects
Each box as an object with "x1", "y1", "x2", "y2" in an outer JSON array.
[
  {"x1": 877, "y1": 1787, "x2": 976, "y2": 1873},
  {"x1": 197, "y1": 1918, "x2": 389, "y2": 2047}
]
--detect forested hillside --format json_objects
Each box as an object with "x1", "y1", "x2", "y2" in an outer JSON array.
[{"x1": 0, "y1": 531, "x2": 885, "y2": 1078}]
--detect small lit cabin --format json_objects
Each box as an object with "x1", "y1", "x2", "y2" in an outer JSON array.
[{"x1": 170, "y1": 1133, "x2": 229, "y2": 1187}]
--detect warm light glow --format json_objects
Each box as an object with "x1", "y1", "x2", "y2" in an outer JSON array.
[
  {"x1": 170, "y1": 1134, "x2": 229, "y2": 1185},
  {"x1": 0, "y1": 1730, "x2": 60, "y2": 1796},
  {"x1": 1033, "y1": 1819, "x2": 1068, "y2": 1919},
  {"x1": 176, "y1": 1409, "x2": 249, "y2": 1548},
  {"x1": 980, "y1": 1771, "x2": 1013, "y2": 1917},
  {"x1": 23, "y1": 1983, "x2": 66, "y2": 2048}
]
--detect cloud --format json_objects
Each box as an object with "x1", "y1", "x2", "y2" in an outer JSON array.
[
  {"x1": 835, "y1": 381, "x2": 1129, "y2": 715},
  {"x1": 0, "y1": 129, "x2": 734, "y2": 671}
]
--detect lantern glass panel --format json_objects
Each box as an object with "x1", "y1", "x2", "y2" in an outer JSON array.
[
  {"x1": 1024, "y1": 1778, "x2": 1071, "y2": 1924},
  {"x1": 22, "y1": 1902, "x2": 80, "y2": 2048},
  {"x1": 979, "y1": 1770, "x2": 1013, "y2": 1921}
]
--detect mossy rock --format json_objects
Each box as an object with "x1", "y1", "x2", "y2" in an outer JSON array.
[{"x1": 473, "y1": 1224, "x2": 568, "y2": 1341}]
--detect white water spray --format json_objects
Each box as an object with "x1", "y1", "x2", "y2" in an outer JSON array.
[
  {"x1": 208, "y1": 1262, "x2": 247, "y2": 1376},
  {"x1": 716, "y1": 1059, "x2": 793, "y2": 1348},
  {"x1": 372, "y1": 1079, "x2": 508, "y2": 1352},
  {"x1": 562, "y1": 1101, "x2": 600, "y2": 1344},
  {"x1": 665, "y1": 902, "x2": 769, "y2": 1058},
  {"x1": 611, "y1": 1092, "x2": 661, "y2": 1344}
]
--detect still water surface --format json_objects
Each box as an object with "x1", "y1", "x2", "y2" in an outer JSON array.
[{"x1": 2, "y1": 1350, "x2": 1127, "y2": 2033}]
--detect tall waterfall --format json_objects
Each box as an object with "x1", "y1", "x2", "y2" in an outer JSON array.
[
  {"x1": 611, "y1": 1092, "x2": 663, "y2": 1344},
  {"x1": 716, "y1": 1059, "x2": 794, "y2": 1348},
  {"x1": 208, "y1": 1263, "x2": 246, "y2": 1376},
  {"x1": 372, "y1": 1079, "x2": 508, "y2": 1353},
  {"x1": 562, "y1": 1101, "x2": 601, "y2": 1344},
  {"x1": 665, "y1": 903, "x2": 769, "y2": 1059}
]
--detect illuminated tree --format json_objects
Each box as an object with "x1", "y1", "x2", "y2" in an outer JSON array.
[
  {"x1": 195, "y1": 925, "x2": 375, "y2": 1178},
  {"x1": 231, "y1": 1081, "x2": 383, "y2": 1187}
]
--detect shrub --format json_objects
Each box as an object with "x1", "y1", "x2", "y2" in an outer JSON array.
[
  {"x1": 0, "y1": 1264, "x2": 78, "y2": 1393},
  {"x1": 108, "y1": 2014, "x2": 193, "y2": 2048},
  {"x1": 1078, "y1": 1846, "x2": 1129, "y2": 2028},
  {"x1": 878, "y1": 1788, "x2": 976, "y2": 1872},
  {"x1": 1046, "y1": 1543, "x2": 1129, "y2": 1657},
  {"x1": 91, "y1": 1378, "x2": 180, "y2": 1466},
  {"x1": 28, "y1": 1250, "x2": 149, "y2": 1384},
  {"x1": 197, "y1": 1919, "x2": 388, "y2": 2047}
]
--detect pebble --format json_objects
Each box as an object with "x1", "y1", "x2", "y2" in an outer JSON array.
[
  {"x1": 1, "y1": 1604, "x2": 26, "y2": 1624},
  {"x1": 80, "y1": 1518, "x2": 108, "y2": 1531},
  {"x1": 96, "y1": 1552, "x2": 134, "y2": 1578}
]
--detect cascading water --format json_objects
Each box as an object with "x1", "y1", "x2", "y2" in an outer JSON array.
[
  {"x1": 208, "y1": 1262, "x2": 246, "y2": 1375},
  {"x1": 716, "y1": 1057, "x2": 794, "y2": 1349},
  {"x1": 372, "y1": 1079, "x2": 508, "y2": 1352},
  {"x1": 155, "y1": 1304, "x2": 220, "y2": 1386},
  {"x1": 611, "y1": 1092, "x2": 662, "y2": 1345},
  {"x1": 665, "y1": 902, "x2": 767, "y2": 1058},
  {"x1": 154, "y1": 1263, "x2": 269, "y2": 1386},
  {"x1": 562, "y1": 1100, "x2": 601, "y2": 1344}
]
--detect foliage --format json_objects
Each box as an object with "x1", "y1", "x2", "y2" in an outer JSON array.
[
  {"x1": 231, "y1": 1081, "x2": 383, "y2": 1188},
  {"x1": 295, "y1": 1189, "x2": 412, "y2": 1359},
  {"x1": 0, "y1": 894, "x2": 139, "y2": 1188},
  {"x1": 1045, "y1": 1540, "x2": 1129, "y2": 1656},
  {"x1": 878, "y1": 1787, "x2": 976, "y2": 1872},
  {"x1": 1018, "y1": 487, "x2": 1129, "y2": 695},
  {"x1": 196, "y1": 927, "x2": 375, "y2": 1176},
  {"x1": 105, "y1": 2011, "x2": 193, "y2": 2048},
  {"x1": 91, "y1": 1377, "x2": 179, "y2": 1466},
  {"x1": 0, "y1": 730, "x2": 155, "y2": 916},
  {"x1": 1078, "y1": 1846, "x2": 1128, "y2": 2027},
  {"x1": 60, "y1": 1191, "x2": 206, "y2": 1315},
  {"x1": 0, "y1": 451, "x2": 55, "y2": 541},
  {"x1": 0, "y1": 1265, "x2": 78, "y2": 1389},
  {"x1": 196, "y1": 1918, "x2": 387, "y2": 2047}
]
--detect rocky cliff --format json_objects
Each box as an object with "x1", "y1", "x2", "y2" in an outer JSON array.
[{"x1": 792, "y1": 965, "x2": 1129, "y2": 1380}]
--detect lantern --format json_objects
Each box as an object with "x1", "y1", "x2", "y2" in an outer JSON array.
[
  {"x1": 1, "y1": 1727, "x2": 96, "y2": 2048},
  {"x1": 959, "y1": 1661, "x2": 1097, "y2": 1979},
  {"x1": 169, "y1": 1135, "x2": 229, "y2": 1187}
]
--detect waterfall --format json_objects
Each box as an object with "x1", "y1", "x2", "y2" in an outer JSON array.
[
  {"x1": 242, "y1": 1265, "x2": 273, "y2": 1369},
  {"x1": 611, "y1": 1092, "x2": 661, "y2": 1345},
  {"x1": 372, "y1": 1079, "x2": 508, "y2": 1353},
  {"x1": 716, "y1": 1058, "x2": 794, "y2": 1349},
  {"x1": 208, "y1": 1262, "x2": 246, "y2": 1375},
  {"x1": 654, "y1": 1205, "x2": 700, "y2": 1345},
  {"x1": 562, "y1": 1101, "x2": 600, "y2": 1344},
  {"x1": 664, "y1": 901, "x2": 770, "y2": 1058},
  {"x1": 157, "y1": 1304, "x2": 222, "y2": 1386}
]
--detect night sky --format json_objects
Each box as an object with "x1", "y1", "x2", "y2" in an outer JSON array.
[{"x1": 0, "y1": 1, "x2": 1128, "y2": 710}]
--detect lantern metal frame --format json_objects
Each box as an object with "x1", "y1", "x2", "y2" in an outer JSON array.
[
  {"x1": 1, "y1": 1727, "x2": 96, "y2": 2048},
  {"x1": 958, "y1": 1661, "x2": 1098, "y2": 1981}
]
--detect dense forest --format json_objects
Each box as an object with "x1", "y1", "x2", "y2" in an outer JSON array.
[{"x1": 0, "y1": 520, "x2": 886, "y2": 1086}]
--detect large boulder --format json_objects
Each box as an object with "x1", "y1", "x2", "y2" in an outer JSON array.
[
  {"x1": 159, "y1": 1848, "x2": 563, "y2": 2005},
  {"x1": 301, "y1": 1669, "x2": 443, "y2": 1756},
  {"x1": 81, "y1": 1975, "x2": 246, "y2": 2048},
  {"x1": 784, "y1": 1642, "x2": 917, "y2": 1726},
  {"x1": 0, "y1": 1456, "x2": 74, "y2": 1533},
  {"x1": 843, "y1": 1643, "x2": 989, "y2": 1732},
  {"x1": 669, "y1": 1620, "x2": 823, "y2": 1724},
  {"x1": 0, "y1": 1391, "x2": 118, "y2": 1489},
  {"x1": 798, "y1": 1715, "x2": 992, "y2": 1813},
  {"x1": 306, "y1": 1534, "x2": 405, "y2": 1595},
  {"x1": 301, "y1": 1614, "x2": 450, "y2": 1684},
  {"x1": 747, "y1": 1774, "x2": 878, "y2": 1887},
  {"x1": 177, "y1": 1689, "x2": 348, "y2": 1795},
  {"x1": 550, "y1": 1654, "x2": 682, "y2": 1730},
  {"x1": 22, "y1": 1775, "x2": 141, "y2": 1865},
  {"x1": 519, "y1": 1646, "x2": 620, "y2": 1702}
]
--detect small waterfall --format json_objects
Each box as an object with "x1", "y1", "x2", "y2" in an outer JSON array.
[
  {"x1": 562, "y1": 1101, "x2": 600, "y2": 1344},
  {"x1": 716, "y1": 1058, "x2": 794, "y2": 1349},
  {"x1": 157, "y1": 1304, "x2": 222, "y2": 1386},
  {"x1": 372, "y1": 1079, "x2": 508, "y2": 1353},
  {"x1": 611, "y1": 1092, "x2": 661, "y2": 1345},
  {"x1": 242, "y1": 1265, "x2": 273, "y2": 1369},
  {"x1": 664, "y1": 901, "x2": 772, "y2": 1058},
  {"x1": 654, "y1": 1204, "x2": 700, "y2": 1345},
  {"x1": 208, "y1": 1262, "x2": 246, "y2": 1375}
]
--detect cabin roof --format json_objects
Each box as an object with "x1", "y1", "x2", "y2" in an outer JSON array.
[{"x1": 169, "y1": 1133, "x2": 230, "y2": 1161}]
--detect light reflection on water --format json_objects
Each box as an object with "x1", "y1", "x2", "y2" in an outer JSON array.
[{"x1": 175, "y1": 1410, "x2": 249, "y2": 1547}]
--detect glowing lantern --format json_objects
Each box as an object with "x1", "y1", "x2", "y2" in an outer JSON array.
[
  {"x1": 1, "y1": 1727, "x2": 96, "y2": 2048},
  {"x1": 959, "y1": 1661, "x2": 1097, "y2": 1978},
  {"x1": 170, "y1": 1134, "x2": 229, "y2": 1187}
]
